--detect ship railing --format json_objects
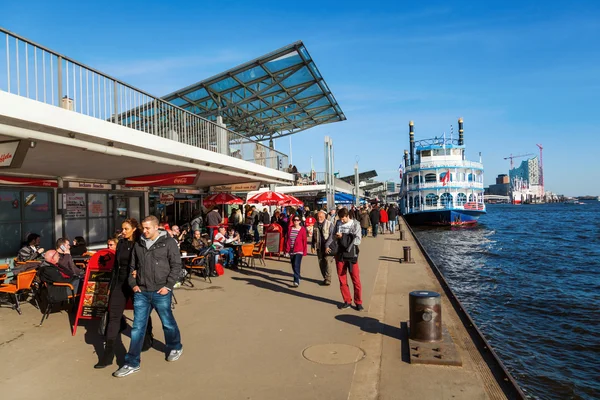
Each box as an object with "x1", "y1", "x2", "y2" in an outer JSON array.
[
  {"x1": 408, "y1": 182, "x2": 484, "y2": 190},
  {"x1": 409, "y1": 203, "x2": 486, "y2": 212},
  {"x1": 405, "y1": 160, "x2": 483, "y2": 172},
  {"x1": 0, "y1": 27, "x2": 289, "y2": 171}
]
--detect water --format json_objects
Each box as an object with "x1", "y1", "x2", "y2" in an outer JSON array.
[{"x1": 412, "y1": 202, "x2": 600, "y2": 400}]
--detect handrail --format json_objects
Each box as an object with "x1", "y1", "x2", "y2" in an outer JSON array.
[
  {"x1": 0, "y1": 26, "x2": 289, "y2": 171},
  {"x1": 406, "y1": 160, "x2": 483, "y2": 171}
]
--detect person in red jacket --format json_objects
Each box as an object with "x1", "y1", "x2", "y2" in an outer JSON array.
[
  {"x1": 379, "y1": 206, "x2": 389, "y2": 234},
  {"x1": 285, "y1": 215, "x2": 308, "y2": 287}
]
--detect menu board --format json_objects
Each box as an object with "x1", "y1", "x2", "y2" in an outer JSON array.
[
  {"x1": 65, "y1": 193, "x2": 86, "y2": 218},
  {"x1": 72, "y1": 249, "x2": 115, "y2": 336},
  {"x1": 265, "y1": 231, "x2": 281, "y2": 254}
]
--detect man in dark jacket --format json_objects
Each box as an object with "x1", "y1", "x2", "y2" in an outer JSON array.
[
  {"x1": 387, "y1": 205, "x2": 398, "y2": 234},
  {"x1": 369, "y1": 205, "x2": 381, "y2": 237},
  {"x1": 113, "y1": 215, "x2": 183, "y2": 378},
  {"x1": 205, "y1": 207, "x2": 222, "y2": 240}
]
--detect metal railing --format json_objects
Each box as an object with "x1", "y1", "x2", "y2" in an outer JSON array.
[
  {"x1": 408, "y1": 181, "x2": 484, "y2": 191},
  {"x1": 0, "y1": 27, "x2": 289, "y2": 171},
  {"x1": 405, "y1": 160, "x2": 483, "y2": 172}
]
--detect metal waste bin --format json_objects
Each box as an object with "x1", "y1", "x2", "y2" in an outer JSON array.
[
  {"x1": 409, "y1": 291, "x2": 442, "y2": 342},
  {"x1": 403, "y1": 246, "x2": 411, "y2": 262}
]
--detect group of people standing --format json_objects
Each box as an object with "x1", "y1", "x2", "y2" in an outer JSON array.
[{"x1": 284, "y1": 206, "x2": 364, "y2": 311}]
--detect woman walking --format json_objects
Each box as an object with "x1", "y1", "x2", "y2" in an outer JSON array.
[
  {"x1": 285, "y1": 215, "x2": 307, "y2": 287},
  {"x1": 95, "y1": 218, "x2": 154, "y2": 369}
]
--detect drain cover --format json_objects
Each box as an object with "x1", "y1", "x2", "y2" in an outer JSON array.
[{"x1": 302, "y1": 344, "x2": 365, "y2": 365}]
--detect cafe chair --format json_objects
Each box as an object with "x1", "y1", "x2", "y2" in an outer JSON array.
[
  {"x1": 0, "y1": 269, "x2": 39, "y2": 315},
  {"x1": 39, "y1": 282, "x2": 77, "y2": 326},
  {"x1": 184, "y1": 256, "x2": 212, "y2": 286},
  {"x1": 252, "y1": 241, "x2": 266, "y2": 267},
  {"x1": 239, "y1": 243, "x2": 255, "y2": 270},
  {"x1": 82, "y1": 251, "x2": 96, "y2": 257}
]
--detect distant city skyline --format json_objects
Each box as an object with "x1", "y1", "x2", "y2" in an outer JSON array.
[{"x1": 2, "y1": 0, "x2": 598, "y2": 196}]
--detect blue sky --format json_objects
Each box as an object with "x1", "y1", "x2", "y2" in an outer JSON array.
[{"x1": 2, "y1": 0, "x2": 599, "y2": 195}]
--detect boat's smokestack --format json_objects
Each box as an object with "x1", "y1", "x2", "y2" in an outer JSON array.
[
  {"x1": 409, "y1": 121, "x2": 415, "y2": 165},
  {"x1": 458, "y1": 117, "x2": 464, "y2": 145},
  {"x1": 404, "y1": 149, "x2": 409, "y2": 172}
]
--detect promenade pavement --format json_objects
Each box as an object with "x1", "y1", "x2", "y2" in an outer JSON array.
[{"x1": 0, "y1": 225, "x2": 505, "y2": 400}]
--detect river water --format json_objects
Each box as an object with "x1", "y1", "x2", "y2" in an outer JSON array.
[{"x1": 412, "y1": 202, "x2": 600, "y2": 400}]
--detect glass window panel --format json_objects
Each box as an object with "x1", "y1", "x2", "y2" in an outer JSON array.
[
  {"x1": 65, "y1": 193, "x2": 87, "y2": 219},
  {"x1": 168, "y1": 97, "x2": 188, "y2": 107},
  {"x1": 128, "y1": 197, "x2": 141, "y2": 221},
  {"x1": 306, "y1": 97, "x2": 329, "y2": 110},
  {"x1": 299, "y1": 47, "x2": 310, "y2": 61},
  {"x1": 185, "y1": 88, "x2": 209, "y2": 101},
  {"x1": 282, "y1": 66, "x2": 312, "y2": 87},
  {"x1": 88, "y1": 218, "x2": 108, "y2": 244},
  {"x1": 23, "y1": 191, "x2": 52, "y2": 220},
  {"x1": 23, "y1": 221, "x2": 53, "y2": 251},
  {"x1": 235, "y1": 66, "x2": 267, "y2": 83},
  {"x1": 265, "y1": 52, "x2": 302, "y2": 73},
  {"x1": 0, "y1": 222, "x2": 21, "y2": 257},
  {"x1": 308, "y1": 62, "x2": 322, "y2": 79},
  {"x1": 209, "y1": 77, "x2": 239, "y2": 92},
  {"x1": 0, "y1": 190, "x2": 20, "y2": 222},
  {"x1": 295, "y1": 83, "x2": 322, "y2": 100},
  {"x1": 88, "y1": 193, "x2": 107, "y2": 217},
  {"x1": 263, "y1": 84, "x2": 282, "y2": 95},
  {"x1": 64, "y1": 219, "x2": 87, "y2": 242}
]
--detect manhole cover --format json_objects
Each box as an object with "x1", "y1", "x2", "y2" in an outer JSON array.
[{"x1": 302, "y1": 344, "x2": 366, "y2": 365}]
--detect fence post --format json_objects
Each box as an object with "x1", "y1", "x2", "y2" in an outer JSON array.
[
  {"x1": 57, "y1": 56, "x2": 63, "y2": 105},
  {"x1": 113, "y1": 81, "x2": 118, "y2": 124}
]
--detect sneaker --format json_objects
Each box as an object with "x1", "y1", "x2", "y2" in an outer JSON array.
[
  {"x1": 112, "y1": 365, "x2": 140, "y2": 378},
  {"x1": 355, "y1": 304, "x2": 364, "y2": 311},
  {"x1": 324, "y1": 280, "x2": 331, "y2": 286},
  {"x1": 167, "y1": 348, "x2": 183, "y2": 362},
  {"x1": 338, "y1": 302, "x2": 352, "y2": 310},
  {"x1": 292, "y1": 282, "x2": 299, "y2": 287}
]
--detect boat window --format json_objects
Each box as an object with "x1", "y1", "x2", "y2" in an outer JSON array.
[
  {"x1": 468, "y1": 173, "x2": 474, "y2": 182},
  {"x1": 425, "y1": 173, "x2": 436, "y2": 182},
  {"x1": 425, "y1": 193, "x2": 438, "y2": 206},
  {"x1": 408, "y1": 176, "x2": 413, "y2": 184},
  {"x1": 421, "y1": 150, "x2": 431, "y2": 157},
  {"x1": 414, "y1": 195, "x2": 421, "y2": 207},
  {"x1": 457, "y1": 193, "x2": 467, "y2": 206},
  {"x1": 440, "y1": 193, "x2": 453, "y2": 208},
  {"x1": 409, "y1": 196, "x2": 414, "y2": 207},
  {"x1": 469, "y1": 194, "x2": 475, "y2": 202},
  {"x1": 440, "y1": 171, "x2": 451, "y2": 182}
]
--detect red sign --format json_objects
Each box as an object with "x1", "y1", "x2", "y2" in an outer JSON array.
[
  {"x1": 0, "y1": 176, "x2": 58, "y2": 187},
  {"x1": 125, "y1": 171, "x2": 198, "y2": 187},
  {"x1": 72, "y1": 249, "x2": 115, "y2": 336}
]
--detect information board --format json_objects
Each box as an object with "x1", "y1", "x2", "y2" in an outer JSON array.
[
  {"x1": 265, "y1": 231, "x2": 281, "y2": 254},
  {"x1": 72, "y1": 249, "x2": 115, "y2": 336}
]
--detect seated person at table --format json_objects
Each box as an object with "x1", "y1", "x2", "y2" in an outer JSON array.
[
  {"x1": 39, "y1": 250, "x2": 82, "y2": 293},
  {"x1": 56, "y1": 238, "x2": 85, "y2": 280},
  {"x1": 213, "y1": 226, "x2": 235, "y2": 267},
  {"x1": 226, "y1": 227, "x2": 241, "y2": 243},
  {"x1": 70, "y1": 236, "x2": 88, "y2": 256},
  {"x1": 107, "y1": 237, "x2": 118, "y2": 251},
  {"x1": 17, "y1": 233, "x2": 45, "y2": 262},
  {"x1": 190, "y1": 230, "x2": 210, "y2": 252}
]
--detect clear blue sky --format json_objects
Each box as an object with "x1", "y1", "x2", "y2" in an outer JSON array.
[{"x1": 3, "y1": 0, "x2": 599, "y2": 196}]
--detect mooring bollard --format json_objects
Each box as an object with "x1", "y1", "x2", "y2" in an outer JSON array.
[
  {"x1": 409, "y1": 291, "x2": 442, "y2": 342},
  {"x1": 399, "y1": 230, "x2": 405, "y2": 240},
  {"x1": 403, "y1": 246, "x2": 411, "y2": 262}
]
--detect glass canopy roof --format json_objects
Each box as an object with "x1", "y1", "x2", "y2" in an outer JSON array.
[{"x1": 161, "y1": 41, "x2": 346, "y2": 141}]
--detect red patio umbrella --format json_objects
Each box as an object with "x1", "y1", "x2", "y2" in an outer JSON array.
[
  {"x1": 282, "y1": 194, "x2": 304, "y2": 207},
  {"x1": 247, "y1": 191, "x2": 288, "y2": 206},
  {"x1": 203, "y1": 192, "x2": 244, "y2": 208}
]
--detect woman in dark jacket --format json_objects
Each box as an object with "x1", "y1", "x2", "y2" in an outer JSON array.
[
  {"x1": 70, "y1": 236, "x2": 88, "y2": 256},
  {"x1": 94, "y1": 218, "x2": 153, "y2": 369}
]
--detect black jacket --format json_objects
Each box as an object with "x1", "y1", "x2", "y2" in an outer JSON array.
[
  {"x1": 369, "y1": 209, "x2": 380, "y2": 224},
  {"x1": 387, "y1": 207, "x2": 397, "y2": 219},
  {"x1": 110, "y1": 238, "x2": 135, "y2": 290},
  {"x1": 128, "y1": 231, "x2": 182, "y2": 291}
]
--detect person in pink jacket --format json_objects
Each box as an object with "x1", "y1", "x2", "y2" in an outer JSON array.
[{"x1": 285, "y1": 215, "x2": 308, "y2": 287}]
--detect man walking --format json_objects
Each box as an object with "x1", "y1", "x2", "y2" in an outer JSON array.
[
  {"x1": 369, "y1": 205, "x2": 380, "y2": 237},
  {"x1": 387, "y1": 205, "x2": 398, "y2": 234},
  {"x1": 312, "y1": 210, "x2": 335, "y2": 286},
  {"x1": 113, "y1": 216, "x2": 183, "y2": 378}
]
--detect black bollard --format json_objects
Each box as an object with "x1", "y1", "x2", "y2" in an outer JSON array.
[
  {"x1": 403, "y1": 246, "x2": 411, "y2": 262},
  {"x1": 399, "y1": 230, "x2": 405, "y2": 241},
  {"x1": 409, "y1": 291, "x2": 442, "y2": 342}
]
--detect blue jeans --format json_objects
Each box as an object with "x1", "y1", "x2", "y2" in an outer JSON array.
[
  {"x1": 219, "y1": 248, "x2": 234, "y2": 266},
  {"x1": 372, "y1": 224, "x2": 378, "y2": 237},
  {"x1": 124, "y1": 291, "x2": 182, "y2": 367},
  {"x1": 290, "y1": 254, "x2": 303, "y2": 284},
  {"x1": 388, "y1": 220, "x2": 396, "y2": 234},
  {"x1": 361, "y1": 227, "x2": 368, "y2": 237}
]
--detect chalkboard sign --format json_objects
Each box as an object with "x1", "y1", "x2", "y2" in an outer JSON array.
[
  {"x1": 72, "y1": 249, "x2": 115, "y2": 336},
  {"x1": 265, "y1": 231, "x2": 281, "y2": 254}
]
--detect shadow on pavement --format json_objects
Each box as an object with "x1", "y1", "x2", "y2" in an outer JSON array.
[
  {"x1": 334, "y1": 315, "x2": 411, "y2": 363},
  {"x1": 231, "y1": 275, "x2": 340, "y2": 307},
  {"x1": 249, "y1": 265, "x2": 323, "y2": 285},
  {"x1": 378, "y1": 256, "x2": 402, "y2": 263}
]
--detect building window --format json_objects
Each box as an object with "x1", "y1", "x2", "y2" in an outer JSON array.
[
  {"x1": 63, "y1": 192, "x2": 108, "y2": 246},
  {"x1": 440, "y1": 193, "x2": 453, "y2": 208},
  {"x1": 425, "y1": 193, "x2": 438, "y2": 206},
  {"x1": 457, "y1": 193, "x2": 467, "y2": 206},
  {"x1": 0, "y1": 188, "x2": 54, "y2": 258}
]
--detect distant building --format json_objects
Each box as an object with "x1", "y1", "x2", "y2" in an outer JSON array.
[
  {"x1": 486, "y1": 174, "x2": 510, "y2": 196},
  {"x1": 509, "y1": 156, "x2": 542, "y2": 201}
]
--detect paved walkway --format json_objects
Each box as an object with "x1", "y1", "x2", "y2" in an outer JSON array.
[{"x1": 0, "y1": 226, "x2": 505, "y2": 400}]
